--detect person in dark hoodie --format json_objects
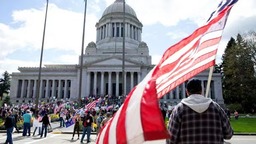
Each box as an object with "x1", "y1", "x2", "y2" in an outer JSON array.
[
  {"x1": 167, "y1": 79, "x2": 233, "y2": 144},
  {"x1": 40, "y1": 113, "x2": 51, "y2": 138},
  {"x1": 4, "y1": 111, "x2": 14, "y2": 144}
]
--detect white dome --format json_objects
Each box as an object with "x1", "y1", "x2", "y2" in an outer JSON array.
[{"x1": 102, "y1": 0, "x2": 137, "y2": 18}]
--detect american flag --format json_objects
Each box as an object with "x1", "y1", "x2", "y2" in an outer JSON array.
[
  {"x1": 85, "y1": 98, "x2": 99, "y2": 110},
  {"x1": 96, "y1": 0, "x2": 238, "y2": 144}
]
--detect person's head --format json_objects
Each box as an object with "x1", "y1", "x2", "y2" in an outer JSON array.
[
  {"x1": 85, "y1": 110, "x2": 90, "y2": 115},
  {"x1": 6, "y1": 111, "x2": 12, "y2": 117},
  {"x1": 186, "y1": 79, "x2": 202, "y2": 96},
  {"x1": 106, "y1": 112, "x2": 112, "y2": 118}
]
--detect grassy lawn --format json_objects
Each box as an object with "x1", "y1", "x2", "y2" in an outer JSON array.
[{"x1": 230, "y1": 117, "x2": 256, "y2": 134}]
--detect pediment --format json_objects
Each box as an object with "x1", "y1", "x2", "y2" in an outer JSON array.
[{"x1": 90, "y1": 58, "x2": 138, "y2": 66}]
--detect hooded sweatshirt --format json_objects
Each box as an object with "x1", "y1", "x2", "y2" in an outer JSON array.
[{"x1": 181, "y1": 94, "x2": 212, "y2": 113}]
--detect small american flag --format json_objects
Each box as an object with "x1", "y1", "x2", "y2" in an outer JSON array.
[{"x1": 85, "y1": 98, "x2": 99, "y2": 110}]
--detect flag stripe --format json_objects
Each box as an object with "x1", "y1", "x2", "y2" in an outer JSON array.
[
  {"x1": 156, "y1": 37, "x2": 221, "y2": 91},
  {"x1": 155, "y1": 6, "x2": 231, "y2": 98}
]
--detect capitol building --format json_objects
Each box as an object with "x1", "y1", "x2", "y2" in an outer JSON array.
[{"x1": 10, "y1": 0, "x2": 225, "y2": 106}]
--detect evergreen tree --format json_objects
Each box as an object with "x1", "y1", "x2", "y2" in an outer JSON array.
[
  {"x1": 0, "y1": 71, "x2": 11, "y2": 100},
  {"x1": 222, "y1": 34, "x2": 256, "y2": 112},
  {"x1": 222, "y1": 37, "x2": 238, "y2": 104}
]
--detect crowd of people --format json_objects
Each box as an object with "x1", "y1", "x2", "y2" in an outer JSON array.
[
  {"x1": 0, "y1": 95, "x2": 122, "y2": 144},
  {"x1": 1, "y1": 80, "x2": 234, "y2": 144}
]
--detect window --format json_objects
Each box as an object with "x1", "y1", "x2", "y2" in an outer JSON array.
[
  {"x1": 116, "y1": 23, "x2": 120, "y2": 37},
  {"x1": 121, "y1": 23, "x2": 124, "y2": 37},
  {"x1": 112, "y1": 23, "x2": 115, "y2": 37}
]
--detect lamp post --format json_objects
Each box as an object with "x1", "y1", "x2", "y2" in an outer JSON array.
[
  {"x1": 35, "y1": 0, "x2": 49, "y2": 113},
  {"x1": 78, "y1": 0, "x2": 87, "y2": 107}
]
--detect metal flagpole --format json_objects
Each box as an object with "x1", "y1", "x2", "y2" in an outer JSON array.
[
  {"x1": 205, "y1": 66, "x2": 214, "y2": 98},
  {"x1": 35, "y1": 0, "x2": 49, "y2": 113},
  {"x1": 122, "y1": 0, "x2": 126, "y2": 97},
  {"x1": 78, "y1": 0, "x2": 87, "y2": 107}
]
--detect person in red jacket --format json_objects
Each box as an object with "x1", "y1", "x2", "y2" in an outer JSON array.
[{"x1": 80, "y1": 110, "x2": 93, "y2": 144}]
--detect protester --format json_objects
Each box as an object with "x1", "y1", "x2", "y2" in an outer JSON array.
[
  {"x1": 100, "y1": 112, "x2": 112, "y2": 128},
  {"x1": 40, "y1": 113, "x2": 51, "y2": 138},
  {"x1": 71, "y1": 113, "x2": 81, "y2": 140},
  {"x1": 234, "y1": 110, "x2": 239, "y2": 120},
  {"x1": 96, "y1": 113, "x2": 104, "y2": 134},
  {"x1": 80, "y1": 110, "x2": 93, "y2": 144},
  {"x1": 59, "y1": 108, "x2": 66, "y2": 127},
  {"x1": 32, "y1": 114, "x2": 41, "y2": 136},
  {"x1": 22, "y1": 110, "x2": 32, "y2": 137},
  {"x1": 4, "y1": 111, "x2": 14, "y2": 144},
  {"x1": 12, "y1": 108, "x2": 20, "y2": 133},
  {"x1": 167, "y1": 79, "x2": 233, "y2": 144}
]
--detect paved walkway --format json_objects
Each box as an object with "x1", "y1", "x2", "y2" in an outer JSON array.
[{"x1": 1, "y1": 122, "x2": 256, "y2": 144}]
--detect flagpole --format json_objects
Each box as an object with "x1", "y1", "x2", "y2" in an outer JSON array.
[
  {"x1": 35, "y1": 0, "x2": 49, "y2": 113},
  {"x1": 122, "y1": 0, "x2": 126, "y2": 97},
  {"x1": 205, "y1": 66, "x2": 214, "y2": 98},
  {"x1": 78, "y1": 0, "x2": 87, "y2": 107}
]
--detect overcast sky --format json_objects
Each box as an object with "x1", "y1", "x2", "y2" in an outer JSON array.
[{"x1": 0, "y1": 0, "x2": 255, "y2": 76}]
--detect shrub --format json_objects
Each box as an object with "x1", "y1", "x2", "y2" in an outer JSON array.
[
  {"x1": 227, "y1": 103, "x2": 243, "y2": 113},
  {"x1": 49, "y1": 114, "x2": 59, "y2": 122}
]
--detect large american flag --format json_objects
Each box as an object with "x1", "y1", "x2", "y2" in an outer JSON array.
[{"x1": 96, "y1": 0, "x2": 238, "y2": 144}]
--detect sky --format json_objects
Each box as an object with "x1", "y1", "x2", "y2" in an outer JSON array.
[{"x1": 0, "y1": 0, "x2": 256, "y2": 76}]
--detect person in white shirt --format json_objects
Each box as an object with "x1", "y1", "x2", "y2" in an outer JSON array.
[{"x1": 32, "y1": 115, "x2": 41, "y2": 136}]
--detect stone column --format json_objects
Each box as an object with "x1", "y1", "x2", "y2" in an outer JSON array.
[
  {"x1": 119, "y1": 23, "x2": 122, "y2": 37},
  {"x1": 108, "y1": 72, "x2": 112, "y2": 95},
  {"x1": 94, "y1": 72, "x2": 97, "y2": 95},
  {"x1": 64, "y1": 80, "x2": 68, "y2": 99},
  {"x1": 170, "y1": 91, "x2": 173, "y2": 99},
  {"x1": 33, "y1": 80, "x2": 37, "y2": 99},
  {"x1": 87, "y1": 72, "x2": 91, "y2": 96},
  {"x1": 135, "y1": 27, "x2": 137, "y2": 40},
  {"x1": 127, "y1": 24, "x2": 131, "y2": 38},
  {"x1": 109, "y1": 23, "x2": 111, "y2": 37},
  {"x1": 182, "y1": 83, "x2": 186, "y2": 98},
  {"x1": 96, "y1": 28, "x2": 99, "y2": 41},
  {"x1": 46, "y1": 79, "x2": 49, "y2": 98},
  {"x1": 138, "y1": 72, "x2": 141, "y2": 83},
  {"x1": 39, "y1": 80, "x2": 43, "y2": 98},
  {"x1": 20, "y1": 80, "x2": 24, "y2": 98},
  {"x1": 124, "y1": 72, "x2": 127, "y2": 95},
  {"x1": 138, "y1": 28, "x2": 141, "y2": 41},
  {"x1": 116, "y1": 72, "x2": 119, "y2": 96},
  {"x1": 52, "y1": 80, "x2": 55, "y2": 98},
  {"x1": 125, "y1": 23, "x2": 128, "y2": 37},
  {"x1": 58, "y1": 80, "x2": 61, "y2": 99},
  {"x1": 101, "y1": 72, "x2": 104, "y2": 95},
  {"x1": 175, "y1": 87, "x2": 179, "y2": 99},
  {"x1": 130, "y1": 72, "x2": 134, "y2": 89},
  {"x1": 27, "y1": 80, "x2": 31, "y2": 98}
]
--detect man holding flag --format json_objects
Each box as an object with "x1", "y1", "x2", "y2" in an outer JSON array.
[
  {"x1": 167, "y1": 79, "x2": 233, "y2": 143},
  {"x1": 96, "y1": 0, "x2": 238, "y2": 143}
]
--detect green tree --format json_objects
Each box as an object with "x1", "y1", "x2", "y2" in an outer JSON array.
[
  {"x1": 0, "y1": 71, "x2": 11, "y2": 100},
  {"x1": 244, "y1": 31, "x2": 256, "y2": 66},
  {"x1": 222, "y1": 34, "x2": 256, "y2": 112},
  {"x1": 222, "y1": 37, "x2": 238, "y2": 104}
]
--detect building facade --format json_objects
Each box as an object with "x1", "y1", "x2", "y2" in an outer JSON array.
[{"x1": 10, "y1": 0, "x2": 225, "y2": 106}]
